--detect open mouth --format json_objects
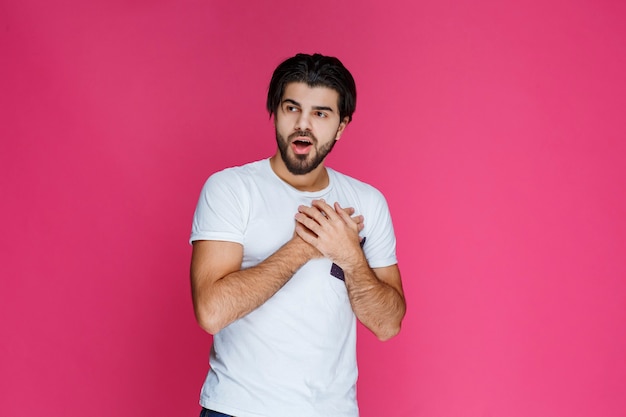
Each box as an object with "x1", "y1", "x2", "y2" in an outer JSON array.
[{"x1": 292, "y1": 138, "x2": 313, "y2": 154}]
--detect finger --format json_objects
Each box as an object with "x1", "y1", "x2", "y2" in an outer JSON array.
[
  {"x1": 295, "y1": 212, "x2": 323, "y2": 233},
  {"x1": 351, "y1": 214, "x2": 365, "y2": 232},
  {"x1": 294, "y1": 222, "x2": 317, "y2": 244},
  {"x1": 334, "y1": 202, "x2": 356, "y2": 225},
  {"x1": 310, "y1": 199, "x2": 338, "y2": 221},
  {"x1": 350, "y1": 214, "x2": 364, "y2": 225},
  {"x1": 297, "y1": 205, "x2": 328, "y2": 226}
]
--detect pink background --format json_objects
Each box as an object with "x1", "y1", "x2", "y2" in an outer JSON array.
[{"x1": 2, "y1": 1, "x2": 625, "y2": 416}]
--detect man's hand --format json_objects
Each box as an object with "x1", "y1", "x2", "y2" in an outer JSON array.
[
  {"x1": 294, "y1": 199, "x2": 364, "y2": 267},
  {"x1": 292, "y1": 203, "x2": 364, "y2": 262}
]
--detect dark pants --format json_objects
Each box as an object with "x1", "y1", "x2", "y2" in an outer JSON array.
[{"x1": 199, "y1": 408, "x2": 233, "y2": 417}]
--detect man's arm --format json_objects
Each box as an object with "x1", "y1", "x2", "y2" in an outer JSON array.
[
  {"x1": 295, "y1": 199, "x2": 406, "y2": 341},
  {"x1": 191, "y1": 207, "x2": 365, "y2": 335},
  {"x1": 343, "y1": 258, "x2": 405, "y2": 341},
  {"x1": 190, "y1": 234, "x2": 318, "y2": 335}
]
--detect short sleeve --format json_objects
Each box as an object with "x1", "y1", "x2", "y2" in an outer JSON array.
[
  {"x1": 190, "y1": 170, "x2": 250, "y2": 244},
  {"x1": 362, "y1": 189, "x2": 397, "y2": 269}
]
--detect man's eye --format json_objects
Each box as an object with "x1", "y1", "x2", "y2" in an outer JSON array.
[
  {"x1": 287, "y1": 106, "x2": 298, "y2": 112},
  {"x1": 316, "y1": 112, "x2": 327, "y2": 118}
]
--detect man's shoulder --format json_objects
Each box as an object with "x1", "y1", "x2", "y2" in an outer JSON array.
[
  {"x1": 213, "y1": 159, "x2": 267, "y2": 176},
  {"x1": 198, "y1": 159, "x2": 271, "y2": 200},
  {"x1": 328, "y1": 167, "x2": 384, "y2": 197},
  {"x1": 207, "y1": 159, "x2": 269, "y2": 183}
]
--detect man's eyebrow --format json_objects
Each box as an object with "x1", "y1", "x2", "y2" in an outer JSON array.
[
  {"x1": 282, "y1": 98, "x2": 301, "y2": 107},
  {"x1": 282, "y1": 99, "x2": 335, "y2": 113},
  {"x1": 312, "y1": 105, "x2": 335, "y2": 113}
]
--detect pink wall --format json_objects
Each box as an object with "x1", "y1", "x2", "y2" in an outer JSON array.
[{"x1": 2, "y1": 1, "x2": 625, "y2": 416}]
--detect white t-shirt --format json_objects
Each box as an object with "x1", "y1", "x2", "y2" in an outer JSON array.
[{"x1": 190, "y1": 159, "x2": 397, "y2": 417}]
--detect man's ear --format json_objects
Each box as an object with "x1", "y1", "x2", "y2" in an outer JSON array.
[{"x1": 335, "y1": 117, "x2": 350, "y2": 140}]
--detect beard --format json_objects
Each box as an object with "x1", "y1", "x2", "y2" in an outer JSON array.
[{"x1": 275, "y1": 129, "x2": 337, "y2": 175}]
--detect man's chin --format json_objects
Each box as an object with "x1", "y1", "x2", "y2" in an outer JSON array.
[
  {"x1": 286, "y1": 164, "x2": 314, "y2": 176},
  {"x1": 284, "y1": 155, "x2": 314, "y2": 175}
]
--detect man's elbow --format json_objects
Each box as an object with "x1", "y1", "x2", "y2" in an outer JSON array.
[
  {"x1": 374, "y1": 307, "x2": 405, "y2": 341},
  {"x1": 194, "y1": 307, "x2": 223, "y2": 335},
  {"x1": 375, "y1": 323, "x2": 402, "y2": 342}
]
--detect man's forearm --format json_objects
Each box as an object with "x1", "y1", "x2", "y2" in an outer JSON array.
[
  {"x1": 343, "y1": 254, "x2": 406, "y2": 341},
  {"x1": 195, "y1": 237, "x2": 317, "y2": 334}
]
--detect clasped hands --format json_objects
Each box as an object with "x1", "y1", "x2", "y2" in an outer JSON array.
[{"x1": 293, "y1": 199, "x2": 365, "y2": 267}]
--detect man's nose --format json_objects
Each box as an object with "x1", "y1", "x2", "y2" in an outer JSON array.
[{"x1": 295, "y1": 112, "x2": 312, "y2": 131}]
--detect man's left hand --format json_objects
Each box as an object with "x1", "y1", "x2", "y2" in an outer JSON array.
[{"x1": 294, "y1": 199, "x2": 364, "y2": 268}]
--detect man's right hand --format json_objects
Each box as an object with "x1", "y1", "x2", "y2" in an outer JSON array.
[{"x1": 292, "y1": 203, "x2": 364, "y2": 261}]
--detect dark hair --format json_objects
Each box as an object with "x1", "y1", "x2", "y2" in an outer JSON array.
[{"x1": 266, "y1": 53, "x2": 357, "y2": 122}]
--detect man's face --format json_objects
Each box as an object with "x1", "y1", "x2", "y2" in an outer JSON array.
[{"x1": 275, "y1": 82, "x2": 347, "y2": 175}]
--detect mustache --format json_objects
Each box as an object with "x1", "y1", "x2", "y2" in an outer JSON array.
[{"x1": 288, "y1": 130, "x2": 317, "y2": 142}]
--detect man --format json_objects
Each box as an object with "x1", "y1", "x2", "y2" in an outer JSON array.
[{"x1": 190, "y1": 53, "x2": 406, "y2": 417}]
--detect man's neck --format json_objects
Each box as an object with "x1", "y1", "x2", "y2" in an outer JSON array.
[{"x1": 269, "y1": 154, "x2": 329, "y2": 192}]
